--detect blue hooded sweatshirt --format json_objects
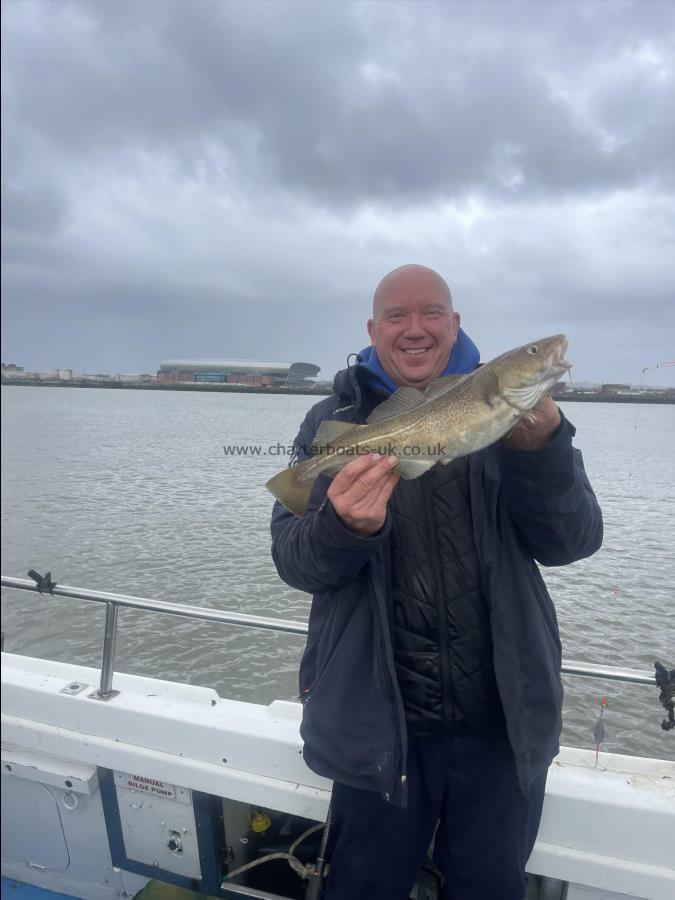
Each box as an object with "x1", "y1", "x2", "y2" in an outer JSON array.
[{"x1": 356, "y1": 327, "x2": 480, "y2": 396}]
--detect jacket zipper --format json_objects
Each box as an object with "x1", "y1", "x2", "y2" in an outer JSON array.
[
  {"x1": 370, "y1": 561, "x2": 408, "y2": 807},
  {"x1": 424, "y1": 477, "x2": 453, "y2": 733},
  {"x1": 353, "y1": 369, "x2": 408, "y2": 806}
]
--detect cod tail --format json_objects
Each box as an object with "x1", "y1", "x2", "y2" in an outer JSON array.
[{"x1": 266, "y1": 458, "x2": 318, "y2": 517}]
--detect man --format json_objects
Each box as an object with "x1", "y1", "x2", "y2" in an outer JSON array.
[{"x1": 270, "y1": 265, "x2": 603, "y2": 899}]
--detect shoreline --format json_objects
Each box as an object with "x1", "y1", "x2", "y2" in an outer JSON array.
[
  {"x1": 1, "y1": 378, "x2": 330, "y2": 397},
  {"x1": 2, "y1": 377, "x2": 674, "y2": 404}
]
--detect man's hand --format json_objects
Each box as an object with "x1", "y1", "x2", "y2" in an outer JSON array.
[
  {"x1": 327, "y1": 453, "x2": 400, "y2": 538},
  {"x1": 503, "y1": 395, "x2": 561, "y2": 451}
]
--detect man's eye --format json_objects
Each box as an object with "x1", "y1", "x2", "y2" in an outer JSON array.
[{"x1": 423, "y1": 311, "x2": 443, "y2": 319}]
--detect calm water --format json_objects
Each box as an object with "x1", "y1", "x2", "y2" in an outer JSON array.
[{"x1": 1, "y1": 386, "x2": 673, "y2": 762}]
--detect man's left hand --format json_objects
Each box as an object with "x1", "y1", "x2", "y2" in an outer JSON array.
[{"x1": 503, "y1": 396, "x2": 561, "y2": 451}]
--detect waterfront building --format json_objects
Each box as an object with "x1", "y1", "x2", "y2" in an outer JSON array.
[
  {"x1": 157, "y1": 359, "x2": 320, "y2": 387},
  {"x1": 1, "y1": 363, "x2": 25, "y2": 379}
]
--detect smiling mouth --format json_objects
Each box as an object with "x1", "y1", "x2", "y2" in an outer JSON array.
[{"x1": 400, "y1": 347, "x2": 432, "y2": 357}]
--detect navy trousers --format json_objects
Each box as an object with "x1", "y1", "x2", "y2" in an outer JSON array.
[{"x1": 323, "y1": 734, "x2": 547, "y2": 900}]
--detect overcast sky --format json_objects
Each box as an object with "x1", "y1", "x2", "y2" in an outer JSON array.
[{"x1": 2, "y1": 0, "x2": 674, "y2": 384}]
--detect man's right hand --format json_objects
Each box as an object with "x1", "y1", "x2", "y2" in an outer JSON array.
[{"x1": 327, "y1": 454, "x2": 400, "y2": 538}]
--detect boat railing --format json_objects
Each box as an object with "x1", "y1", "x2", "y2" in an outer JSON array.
[{"x1": 1, "y1": 574, "x2": 669, "y2": 726}]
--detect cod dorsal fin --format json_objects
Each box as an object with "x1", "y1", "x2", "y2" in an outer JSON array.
[
  {"x1": 425, "y1": 374, "x2": 465, "y2": 399},
  {"x1": 366, "y1": 387, "x2": 427, "y2": 425},
  {"x1": 310, "y1": 419, "x2": 357, "y2": 454},
  {"x1": 472, "y1": 366, "x2": 500, "y2": 407}
]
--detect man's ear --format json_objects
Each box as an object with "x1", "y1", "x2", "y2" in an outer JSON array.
[
  {"x1": 452, "y1": 312, "x2": 460, "y2": 336},
  {"x1": 367, "y1": 318, "x2": 376, "y2": 343}
]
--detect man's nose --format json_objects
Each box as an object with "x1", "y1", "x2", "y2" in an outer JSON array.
[{"x1": 402, "y1": 313, "x2": 427, "y2": 337}]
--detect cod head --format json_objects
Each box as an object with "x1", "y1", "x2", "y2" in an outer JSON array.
[{"x1": 491, "y1": 334, "x2": 572, "y2": 410}]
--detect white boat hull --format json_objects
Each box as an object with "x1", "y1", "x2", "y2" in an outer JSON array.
[{"x1": 2, "y1": 652, "x2": 674, "y2": 900}]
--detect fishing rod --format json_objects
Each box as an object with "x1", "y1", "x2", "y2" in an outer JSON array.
[
  {"x1": 641, "y1": 359, "x2": 675, "y2": 375},
  {"x1": 628, "y1": 358, "x2": 675, "y2": 478}
]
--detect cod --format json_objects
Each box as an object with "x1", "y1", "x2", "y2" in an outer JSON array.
[{"x1": 266, "y1": 334, "x2": 571, "y2": 516}]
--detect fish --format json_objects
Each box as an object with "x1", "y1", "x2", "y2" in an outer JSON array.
[{"x1": 266, "y1": 334, "x2": 571, "y2": 516}]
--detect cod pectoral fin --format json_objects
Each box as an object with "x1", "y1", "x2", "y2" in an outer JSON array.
[{"x1": 472, "y1": 367, "x2": 500, "y2": 407}]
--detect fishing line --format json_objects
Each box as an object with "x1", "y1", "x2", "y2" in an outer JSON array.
[
  {"x1": 592, "y1": 360, "x2": 674, "y2": 760},
  {"x1": 594, "y1": 696, "x2": 607, "y2": 767},
  {"x1": 627, "y1": 360, "x2": 675, "y2": 481}
]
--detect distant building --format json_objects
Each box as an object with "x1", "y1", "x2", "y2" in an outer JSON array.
[
  {"x1": 1, "y1": 363, "x2": 25, "y2": 378},
  {"x1": 550, "y1": 381, "x2": 567, "y2": 397},
  {"x1": 157, "y1": 359, "x2": 320, "y2": 387},
  {"x1": 601, "y1": 383, "x2": 631, "y2": 394},
  {"x1": 46, "y1": 368, "x2": 74, "y2": 381},
  {"x1": 81, "y1": 373, "x2": 116, "y2": 382},
  {"x1": 116, "y1": 373, "x2": 157, "y2": 383}
]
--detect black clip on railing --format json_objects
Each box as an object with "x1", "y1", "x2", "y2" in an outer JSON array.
[
  {"x1": 28, "y1": 569, "x2": 56, "y2": 594},
  {"x1": 26, "y1": 570, "x2": 119, "y2": 702},
  {"x1": 654, "y1": 661, "x2": 675, "y2": 732}
]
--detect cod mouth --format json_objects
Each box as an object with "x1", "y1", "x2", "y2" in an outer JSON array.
[{"x1": 550, "y1": 336, "x2": 572, "y2": 375}]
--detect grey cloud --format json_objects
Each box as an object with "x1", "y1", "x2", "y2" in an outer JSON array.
[
  {"x1": 1, "y1": 183, "x2": 69, "y2": 237},
  {"x1": 3, "y1": 1, "x2": 675, "y2": 208},
  {"x1": 1, "y1": 1, "x2": 674, "y2": 384}
]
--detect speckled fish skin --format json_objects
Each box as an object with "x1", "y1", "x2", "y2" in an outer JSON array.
[{"x1": 266, "y1": 334, "x2": 571, "y2": 515}]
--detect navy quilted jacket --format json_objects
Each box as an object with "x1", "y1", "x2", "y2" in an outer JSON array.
[{"x1": 270, "y1": 364, "x2": 603, "y2": 806}]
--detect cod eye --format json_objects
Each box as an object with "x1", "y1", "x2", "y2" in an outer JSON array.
[{"x1": 527, "y1": 345, "x2": 538, "y2": 355}]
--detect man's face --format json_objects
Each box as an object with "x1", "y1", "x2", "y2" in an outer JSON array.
[{"x1": 367, "y1": 272, "x2": 460, "y2": 390}]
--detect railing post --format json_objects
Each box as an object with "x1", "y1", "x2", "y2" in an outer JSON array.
[{"x1": 92, "y1": 602, "x2": 120, "y2": 701}]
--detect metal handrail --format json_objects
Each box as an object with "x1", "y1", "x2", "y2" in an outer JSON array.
[
  {"x1": 0, "y1": 575, "x2": 658, "y2": 702},
  {"x1": 560, "y1": 660, "x2": 654, "y2": 686},
  {"x1": 0, "y1": 576, "x2": 309, "y2": 633}
]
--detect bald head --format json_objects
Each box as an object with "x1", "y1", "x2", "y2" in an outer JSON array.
[
  {"x1": 373, "y1": 264, "x2": 453, "y2": 317},
  {"x1": 367, "y1": 264, "x2": 460, "y2": 389}
]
